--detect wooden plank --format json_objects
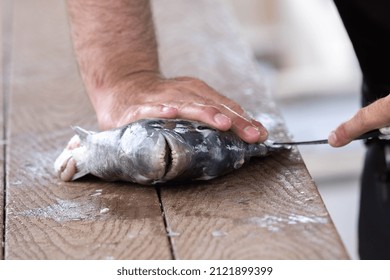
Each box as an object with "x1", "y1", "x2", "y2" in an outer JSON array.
[
  {"x1": 153, "y1": 0, "x2": 349, "y2": 259},
  {"x1": 0, "y1": 0, "x2": 5, "y2": 261},
  {"x1": 4, "y1": 0, "x2": 171, "y2": 259}
]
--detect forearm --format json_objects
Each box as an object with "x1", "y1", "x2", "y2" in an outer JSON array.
[
  {"x1": 65, "y1": 0, "x2": 267, "y2": 143},
  {"x1": 66, "y1": 0, "x2": 159, "y2": 102}
]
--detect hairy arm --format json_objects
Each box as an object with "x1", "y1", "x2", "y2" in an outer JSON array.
[
  {"x1": 67, "y1": 0, "x2": 159, "y2": 108},
  {"x1": 66, "y1": 0, "x2": 267, "y2": 143}
]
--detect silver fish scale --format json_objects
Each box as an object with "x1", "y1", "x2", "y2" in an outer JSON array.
[{"x1": 57, "y1": 119, "x2": 287, "y2": 185}]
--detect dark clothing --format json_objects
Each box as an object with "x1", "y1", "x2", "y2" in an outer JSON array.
[
  {"x1": 360, "y1": 140, "x2": 390, "y2": 259},
  {"x1": 334, "y1": 0, "x2": 390, "y2": 259},
  {"x1": 334, "y1": 0, "x2": 390, "y2": 89}
]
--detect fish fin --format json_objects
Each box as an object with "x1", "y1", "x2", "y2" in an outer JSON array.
[{"x1": 72, "y1": 126, "x2": 93, "y2": 142}]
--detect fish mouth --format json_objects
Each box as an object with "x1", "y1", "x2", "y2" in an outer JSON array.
[
  {"x1": 163, "y1": 137, "x2": 173, "y2": 177},
  {"x1": 160, "y1": 132, "x2": 190, "y2": 182}
]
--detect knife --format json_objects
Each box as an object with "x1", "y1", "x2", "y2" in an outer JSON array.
[{"x1": 271, "y1": 129, "x2": 385, "y2": 146}]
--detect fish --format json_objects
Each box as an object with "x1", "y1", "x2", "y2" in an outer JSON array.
[{"x1": 54, "y1": 119, "x2": 287, "y2": 185}]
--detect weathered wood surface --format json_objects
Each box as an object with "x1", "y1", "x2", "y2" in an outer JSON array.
[
  {"x1": 154, "y1": 0, "x2": 348, "y2": 259},
  {"x1": 4, "y1": 0, "x2": 170, "y2": 259},
  {"x1": 1, "y1": 0, "x2": 349, "y2": 259},
  {"x1": 0, "y1": 0, "x2": 5, "y2": 261}
]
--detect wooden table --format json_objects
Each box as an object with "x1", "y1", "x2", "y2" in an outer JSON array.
[{"x1": 0, "y1": 0, "x2": 349, "y2": 259}]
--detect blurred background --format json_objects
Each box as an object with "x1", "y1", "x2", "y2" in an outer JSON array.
[{"x1": 226, "y1": 0, "x2": 365, "y2": 259}]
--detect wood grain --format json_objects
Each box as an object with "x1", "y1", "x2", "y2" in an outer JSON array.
[
  {"x1": 0, "y1": 0, "x2": 5, "y2": 260},
  {"x1": 4, "y1": 0, "x2": 171, "y2": 259},
  {"x1": 153, "y1": 0, "x2": 349, "y2": 259},
  {"x1": 3, "y1": 0, "x2": 349, "y2": 260}
]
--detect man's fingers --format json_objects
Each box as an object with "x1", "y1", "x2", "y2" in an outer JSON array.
[
  {"x1": 168, "y1": 78, "x2": 268, "y2": 142},
  {"x1": 118, "y1": 102, "x2": 268, "y2": 144},
  {"x1": 219, "y1": 103, "x2": 268, "y2": 142},
  {"x1": 329, "y1": 94, "x2": 390, "y2": 147},
  {"x1": 230, "y1": 119, "x2": 262, "y2": 143},
  {"x1": 175, "y1": 102, "x2": 267, "y2": 143},
  {"x1": 174, "y1": 103, "x2": 232, "y2": 131}
]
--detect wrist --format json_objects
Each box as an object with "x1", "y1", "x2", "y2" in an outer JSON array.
[{"x1": 87, "y1": 71, "x2": 163, "y2": 129}]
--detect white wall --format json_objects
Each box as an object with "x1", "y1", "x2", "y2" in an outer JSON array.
[{"x1": 226, "y1": 0, "x2": 361, "y2": 98}]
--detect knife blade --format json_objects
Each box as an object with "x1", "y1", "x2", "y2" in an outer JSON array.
[{"x1": 272, "y1": 129, "x2": 384, "y2": 146}]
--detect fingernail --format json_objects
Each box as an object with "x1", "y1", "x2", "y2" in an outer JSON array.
[
  {"x1": 214, "y1": 113, "x2": 230, "y2": 126},
  {"x1": 328, "y1": 131, "x2": 338, "y2": 146},
  {"x1": 244, "y1": 126, "x2": 261, "y2": 138},
  {"x1": 260, "y1": 129, "x2": 268, "y2": 140},
  {"x1": 161, "y1": 106, "x2": 173, "y2": 112}
]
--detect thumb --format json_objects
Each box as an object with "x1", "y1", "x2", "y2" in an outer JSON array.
[{"x1": 328, "y1": 94, "x2": 390, "y2": 147}]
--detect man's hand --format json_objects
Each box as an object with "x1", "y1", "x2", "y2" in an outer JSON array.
[
  {"x1": 66, "y1": 0, "x2": 267, "y2": 144},
  {"x1": 93, "y1": 73, "x2": 267, "y2": 144},
  {"x1": 328, "y1": 93, "x2": 390, "y2": 147}
]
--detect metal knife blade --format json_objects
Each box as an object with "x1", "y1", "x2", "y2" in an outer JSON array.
[{"x1": 272, "y1": 129, "x2": 383, "y2": 146}]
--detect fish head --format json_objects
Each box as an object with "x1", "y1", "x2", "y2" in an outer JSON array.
[
  {"x1": 119, "y1": 121, "x2": 167, "y2": 184},
  {"x1": 119, "y1": 119, "x2": 194, "y2": 184}
]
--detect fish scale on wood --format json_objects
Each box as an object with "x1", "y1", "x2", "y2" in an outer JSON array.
[{"x1": 54, "y1": 119, "x2": 287, "y2": 185}]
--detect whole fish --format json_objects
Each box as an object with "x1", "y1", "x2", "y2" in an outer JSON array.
[{"x1": 54, "y1": 119, "x2": 287, "y2": 185}]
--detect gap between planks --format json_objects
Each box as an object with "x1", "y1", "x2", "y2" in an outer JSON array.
[
  {"x1": 156, "y1": 186, "x2": 178, "y2": 260},
  {"x1": 1, "y1": 0, "x2": 14, "y2": 261},
  {"x1": 5, "y1": 0, "x2": 172, "y2": 259}
]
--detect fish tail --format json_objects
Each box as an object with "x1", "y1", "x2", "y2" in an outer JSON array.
[
  {"x1": 69, "y1": 146, "x2": 90, "y2": 180},
  {"x1": 54, "y1": 143, "x2": 89, "y2": 181},
  {"x1": 64, "y1": 129, "x2": 91, "y2": 180}
]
